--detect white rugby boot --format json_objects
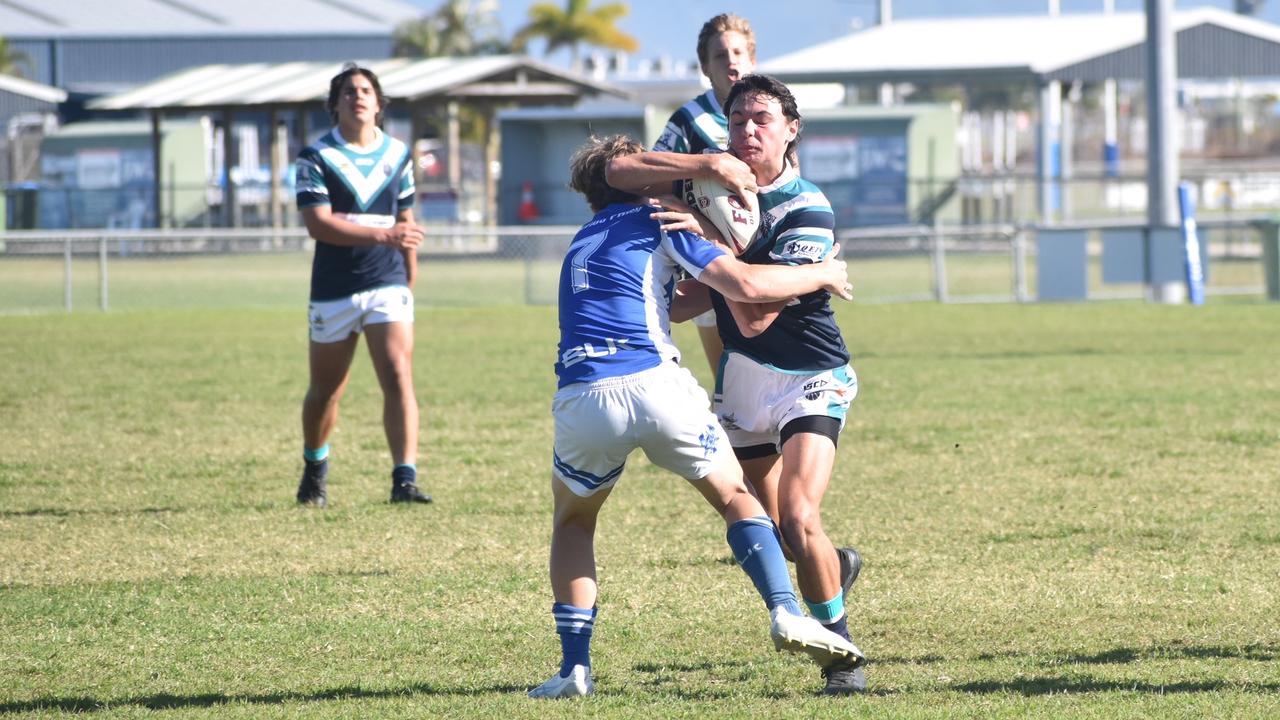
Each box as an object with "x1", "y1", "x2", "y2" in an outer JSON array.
[
  {"x1": 769, "y1": 606, "x2": 866, "y2": 668},
  {"x1": 528, "y1": 664, "x2": 594, "y2": 699}
]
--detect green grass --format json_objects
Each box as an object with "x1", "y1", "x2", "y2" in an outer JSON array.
[{"x1": 2, "y1": 300, "x2": 1279, "y2": 718}]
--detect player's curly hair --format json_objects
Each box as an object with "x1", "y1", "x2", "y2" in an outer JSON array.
[
  {"x1": 696, "y1": 13, "x2": 756, "y2": 66},
  {"x1": 326, "y1": 63, "x2": 387, "y2": 127},
  {"x1": 724, "y1": 74, "x2": 801, "y2": 169},
  {"x1": 569, "y1": 135, "x2": 644, "y2": 212}
]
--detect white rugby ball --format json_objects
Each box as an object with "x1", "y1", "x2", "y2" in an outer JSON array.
[{"x1": 683, "y1": 177, "x2": 758, "y2": 256}]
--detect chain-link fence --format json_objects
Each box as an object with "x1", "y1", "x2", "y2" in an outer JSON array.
[{"x1": 0, "y1": 220, "x2": 1274, "y2": 315}]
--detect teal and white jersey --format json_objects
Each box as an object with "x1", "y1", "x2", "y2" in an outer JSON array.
[
  {"x1": 709, "y1": 161, "x2": 849, "y2": 372},
  {"x1": 295, "y1": 127, "x2": 415, "y2": 301},
  {"x1": 653, "y1": 89, "x2": 728, "y2": 155}
]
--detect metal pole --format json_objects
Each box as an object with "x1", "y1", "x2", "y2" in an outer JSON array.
[
  {"x1": 63, "y1": 238, "x2": 72, "y2": 312},
  {"x1": 98, "y1": 235, "x2": 108, "y2": 311},
  {"x1": 151, "y1": 110, "x2": 163, "y2": 228},
  {"x1": 1037, "y1": 80, "x2": 1061, "y2": 223},
  {"x1": 1145, "y1": 0, "x2": 1182, "y2": 302},
  {"x1": 932, "y1": 219, "x2": 948, "y2": 303},
  {"x1": 1013, "y1": 230, "x2": 1029, "y2": 302}
]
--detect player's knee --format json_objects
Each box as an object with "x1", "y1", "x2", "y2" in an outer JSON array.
[{"x1": 777, "y1": 504, "x2": 822, "y2": 545}]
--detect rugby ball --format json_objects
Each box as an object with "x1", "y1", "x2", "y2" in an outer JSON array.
[{"x1": 683, "y1": 177, "x2": 758, "y2": 256}]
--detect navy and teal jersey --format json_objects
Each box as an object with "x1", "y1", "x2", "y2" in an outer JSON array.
[
  {"x1": 709, "y1": 162, "x2": 850, "y2": 372},
  {"x1": 555, "y1": 203, "x2": 728, "y2": 388},
  {"x1": 654, "y1": 89, "x2": 729, "y2": 155},
  {"x1": 295, "y1": 127, "x2": 415, "y2": 301}
]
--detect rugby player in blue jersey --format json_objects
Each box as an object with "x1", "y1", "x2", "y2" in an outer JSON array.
[
  {"x1": 293, "y1": 64, "x2": 431, "y2": 507},
  {"x1": 528, "y1": 135, "x2": 863, "y2": 699},
  {"x1": 653, "y1": 13, "x2": 756, "y2": 378},
  {"x1": 605, "y1": 74, "x2": 869, "y2": 694}
]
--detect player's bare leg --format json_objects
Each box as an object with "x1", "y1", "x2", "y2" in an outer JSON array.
[
  {"x1": 530, "y1": 476, "x2": 613, "y2": 698},
  {"x1": 366, "y1": 320, "x2": 429, "y2": 503},
  {"x1": 549, "y1": 476, "x2": 612, "y2": 608},
  {"x1": 297, "y1": 334, "x2": 358, "y2": 506},
  {"x1": 302, "y1": 333, "x2": 358, "y2": 449},
  {"x1": 775, "y1": 433, "x2": 839, "y2": 603},
  {"x1": 365, "y1": 321, "x2": 418, "y2": 466},
  {"x1": 740, "y1": 454, "x2": 787, "y2": 553}
]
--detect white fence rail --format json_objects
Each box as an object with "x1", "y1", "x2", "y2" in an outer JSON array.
[{"x1": 0, "y1": 220, "x2": 1273, "y2": 314}]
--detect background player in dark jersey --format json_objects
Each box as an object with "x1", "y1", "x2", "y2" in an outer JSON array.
[
  {"x1": 653, "y1": 13, "x2": 757, "y2": 377},
  {"x1": 293, "y1": 64, "x2": 431, "y2": 507},
  {"x1": 529, "y1": 135, "x2": 863, "y2": 699}
]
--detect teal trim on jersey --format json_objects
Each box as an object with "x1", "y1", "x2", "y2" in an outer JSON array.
[{"x1": 315, "y1": 130, "x2": 409, "y2": 214}]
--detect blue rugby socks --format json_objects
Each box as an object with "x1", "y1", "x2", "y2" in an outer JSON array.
[
  {"x1": 552, "y1": 603, "x2": 596, "y2": 677},
  {"x1": 727, "y1": 516, "x2": 803, "y2": 616}
]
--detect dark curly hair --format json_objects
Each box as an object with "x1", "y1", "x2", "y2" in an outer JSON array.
[
  {"x1": 326, "y1": 63, "x2": 387, "y2": 127},
  {"x1": 724, "y1": 74, "x2": 802, "y2": 168}
]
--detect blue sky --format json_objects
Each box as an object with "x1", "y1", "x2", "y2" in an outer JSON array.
[{"x1": 404, "y1": 0, "x2": 1280, "y2": 65}]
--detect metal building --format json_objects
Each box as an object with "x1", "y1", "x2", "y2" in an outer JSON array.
[{"x1": 0, "y1": 0, "x2": 422, "y2": 93}]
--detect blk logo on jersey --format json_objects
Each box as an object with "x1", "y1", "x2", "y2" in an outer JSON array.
[{"x1": 560, "y1": 338, "x2": 632, "y2": 368}]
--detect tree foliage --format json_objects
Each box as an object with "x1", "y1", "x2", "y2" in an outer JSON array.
[
  {"x1": 392, "y1": 0, "x2": 508, "y2": 58},
  {"x1": 511, "y1": 0, "x2": 639, "y2": 69},
  {"x1": 0, "y1": 37, "x2": 30, "y2": 77}
]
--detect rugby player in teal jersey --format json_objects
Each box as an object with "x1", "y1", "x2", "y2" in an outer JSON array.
[
  {"x1": 607, "y1": 74, "x2": 868, "y2": 695},
  {"x1": 293, "y1": 64, "x2": 431, "y2": 507}
]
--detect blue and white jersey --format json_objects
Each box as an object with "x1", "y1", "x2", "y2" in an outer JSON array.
[
  {"x1": 710, "y1": 161, "x2": 850, "y2": 372},
  {"x1": 556, "y1": 203, "x2": 727, "y2": 388},
  {"x1": 295, "y1": 127, "x2": 415, "y2": 301},
  {"x1": 653, "y1": 89, "x2": 728, "y2": 155}
]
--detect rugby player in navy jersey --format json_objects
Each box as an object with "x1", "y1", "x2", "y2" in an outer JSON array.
[
  {"x1": 652, "y1": 13, "x2": 756, "y2": 378},
  {"x1": 604, "y1": 75, "x2": 869, "y2": 694},
  {"x1": 293, "y1": 64, "x2": 431, "y2": 507},
  {"x1": 528, "y1": 135, "x2": 863, "y2": 699}
]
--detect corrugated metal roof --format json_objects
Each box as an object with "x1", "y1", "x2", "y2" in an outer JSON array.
[
  {"x1": 86, "y1": 56, "x2": 628, "y2": 110},
  {"x1": 0, "y1": 74, "x2": 68, "y2": 103},
  {"x1": 762, "y1": 7, "x2": 1280, "y2": 82},
  {"x1": 0, "y1": 0, "x2": 420, "y2": 37}
]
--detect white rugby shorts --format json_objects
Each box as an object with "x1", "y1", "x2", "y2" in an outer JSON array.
[
  {"x1": 308, "y1": 284, "x2": 414, "y2": 343},
  {"x1": 551, "y1": 362, "x2": 732, "y2": 497},
  {"x1": 713, "y1": 351, "x2": 858, "y2": 452}
]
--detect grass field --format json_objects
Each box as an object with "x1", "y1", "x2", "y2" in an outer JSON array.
[{"x1": 2, "y1": 298, "x2": 1278, "y2": 718}]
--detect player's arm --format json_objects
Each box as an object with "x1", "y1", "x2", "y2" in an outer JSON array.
[
  {"x1": 721, "y1": 296, "x2": 786, "y2": 338},
  {"x1": 299, "y1": 205, "x2": 424, "y2": 251},
  {"x1": 697, "y1": 244, "x2": 851, "y2": 305},
  {"x1": 670, "y1": 279, "x2": 712, "y2": 323},
  {"x1": 606, "y1": 151, "x2": 758, "y2": 212},
  {"x1": 397, "y1": 207, "x2": 418, "y2": 288}
]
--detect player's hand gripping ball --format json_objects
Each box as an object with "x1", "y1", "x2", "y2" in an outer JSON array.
[{"x1": 683, "y1": 177, "x2": 759, "y2": 256}]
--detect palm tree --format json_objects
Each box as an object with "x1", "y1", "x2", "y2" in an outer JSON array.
[
  {"x1": 392, "y1": 0, "x2": 507, "y2": 58},
  {"x1": 0, "y1": 37, "x2": 30, "y2": 77},
  {"x1": 512, "y1": 0, "x2": 639, "y2": 71}
]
